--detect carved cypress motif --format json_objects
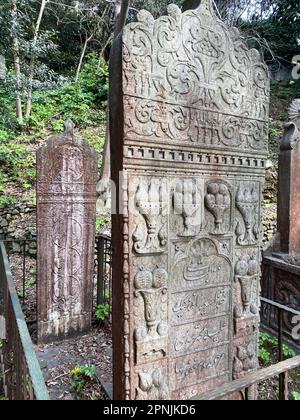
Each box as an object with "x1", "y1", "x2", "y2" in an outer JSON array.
[{"x1": 110, "y1": 0, "x2": 269, "y2": 400}]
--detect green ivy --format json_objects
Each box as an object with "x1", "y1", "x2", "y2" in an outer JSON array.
[
  {"x1": 95, "y1": 303, "x2": 112, "y2": 321},
  {"x1": 259, "y1": 332, "x2": 296, "y2": 367},
  {"x1": 292, "y1": 392, "x2": 300, "y2": 401},
  {"x1": 70, "y1": 365, "x2": 96, "y2": 395}
]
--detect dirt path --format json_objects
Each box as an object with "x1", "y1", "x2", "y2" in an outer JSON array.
[{"x1": 36, "y1": 327, "x2": 112, "y2": 400}]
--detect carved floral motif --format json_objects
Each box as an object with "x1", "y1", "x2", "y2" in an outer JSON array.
[
  {"x1": 133, "y1": 178, "x2": 168, "y2": 254},
  {"x1": 235, "y1": 183, "x2": 259, "y2": 245},
  {"x1": 233, "y1": 344, "x2": 257, "y2": 380},
  {"x1": 173, "y1": 179, "x2": 202, "y2": 237},
  {"x1": 134, "y1": 267, "x2": 168, "y2": 364},
  {"x1": 234, "y1": 254, "x2": 259, "y2": 320},
  {"x1": 136, "y1": 368, "x2": 170, "y2": 400},
  {"x1": 205, "y1": 181, "x2": 231, "y2": 234},
  {"x1": 112, "y1": 0, "x2": 270, "y2": 400},
  {"x1": 122, "y1": 1, "x2": 269, "y2": 151}
]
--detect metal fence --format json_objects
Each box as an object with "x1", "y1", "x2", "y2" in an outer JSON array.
[
  {"x1": 0, "y1": 241, "x2": 49, "y2": 400},
  {"x1": 2, "y1": 235, "x2": 113, "y2": 324},
  {"x1": 96, "y1": 234, "x2": 112, "y2": 308}
]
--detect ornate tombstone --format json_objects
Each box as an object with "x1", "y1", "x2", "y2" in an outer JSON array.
[
  {"x1": 261, "y1": 100, "x2": 300, "y2": 351},
  {"x1": 110, "y1": 0, "x2": 270, "y2": 400},
  {"x1": 37, "y1": 122, "x2": 98, "y2": 343},
  {"x1": 278, "y1": 99, "x2": 300, "y2": 255}
]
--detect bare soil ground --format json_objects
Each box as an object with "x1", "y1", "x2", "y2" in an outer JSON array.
[{"x1": 36, "y1": 326, "x2": 112, "y2": 400}]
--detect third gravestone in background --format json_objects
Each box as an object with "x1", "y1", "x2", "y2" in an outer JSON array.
[{"x1": 110, "y1": 0, "x2": 270, "y2": 400}]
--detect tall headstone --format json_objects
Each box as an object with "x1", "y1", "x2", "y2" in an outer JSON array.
[
  {"x1": 37, "y1": 121, "x2": 98, "y2": 343},
  {"x1": 278, "y1": 99, "x2": 300, "y2": 255},
  {"x1": 110, "y1": 0, "x2": 270, "y2": 400}
]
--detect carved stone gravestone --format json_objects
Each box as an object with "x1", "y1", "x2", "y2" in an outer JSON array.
[
  {"x1": 110, "y1": 0, "x2": 270, "y2": 400},
  {"x1": 37, "y1": 121, "x2": 98, "y2": 344},
  {"x1": 278, "y1": 99, "x2": 300, "y2": 255}
]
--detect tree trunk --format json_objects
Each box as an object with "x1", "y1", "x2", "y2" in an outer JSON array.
[
  {"x1": 98, "y1": 0, "x2": 130, "y2": 200},
  {"x1": 25, "y1": 0, "x2": 48, "y2": 117},
  {"x1": 114, "y1": 0, "x2": 130, "y2": 37},
  {"x1": 11, "y1": 0, "x2": 23, "y2": 123},
  {"x1": 75, "y1": 33, "x2": 94, "y2": 82}
]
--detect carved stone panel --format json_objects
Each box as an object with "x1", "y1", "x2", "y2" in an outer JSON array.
[
  {"x1": 37, "y1": 123, "x2": 98, "y2": 343},
  {"x1": 110, "y1": 0, "x2": 269, "y2": 400}
]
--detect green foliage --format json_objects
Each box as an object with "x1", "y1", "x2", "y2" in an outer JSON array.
[
  {"x1": 259, "y1": 332, "x2": 296, "y2": 367},
  {"x1": 241, "y1": 0, "x2": 300, "y2": 64},
  {"x1": 96, "y1": 216, "x2": 110, "y2": 234},
  {"x1": 70, "y1": 365, "x2": 96, "y2": 395},
  {"x1": 17, "y1": 290, "x2": 25, "y2": 300},
  {"x1": 292, "y1": 392, "x2": 300, "y2": 401},
  {"x1": 259, "y1": 347, "x2": 271, "y2": 366},
  {"x1": 78, "y1": 54, "x2": 109, "y2": 108},
  {"x1": 272, "y1": 81, "x2": 300, "y2": 101},
  {"x1": 83, "y1": 127, "x2": 105, "y2": 159},
  {"x1": 0, "y1": 54, "x2": 107, "y2": 196},
  {"x1": 25, "y1": 278, "x2": 36, "y2": 288},
  {"x1": 283, "y1": 344, "x2": 296, "y2": 359},
  {"x1": 0, "y1": 196, "x2": 17, "y2": 208},
  {"x1": 29, "y1": 55, "x2": 108, "y2": 131},
  {"x1": 0, "y1": 132, "x2": 36, "y2": 193},
  {"x1": 95, "y1": 302, "x2": 112, "y2": 321}
]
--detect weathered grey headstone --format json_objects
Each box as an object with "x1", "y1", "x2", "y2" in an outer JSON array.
[
  {"x1": 37, "y1": 121, "x2": 98, "y2": 344},
  {"x1": 110, "y1": 0, "x2": 269, "y2": 400}
]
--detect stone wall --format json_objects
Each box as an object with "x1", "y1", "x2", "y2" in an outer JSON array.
[
  {"x1": 262, "y1": 205, "x2": 277, "y2": 245},
  {"x1": 0, "y1": 204, "x2": 37, "y2": 256}
]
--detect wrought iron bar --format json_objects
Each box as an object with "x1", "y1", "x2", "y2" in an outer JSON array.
[{"x1": 0, "y1": 241, "x2": 49, "y2": 400}]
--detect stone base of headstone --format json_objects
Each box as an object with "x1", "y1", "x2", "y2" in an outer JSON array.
[{"x1": 38, "y1": 313, "x2": 92, "y2": 344}]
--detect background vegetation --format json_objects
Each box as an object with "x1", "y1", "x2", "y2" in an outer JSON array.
[{"x1": 0, "y1": 0, "x2": 299, "y2": 207}]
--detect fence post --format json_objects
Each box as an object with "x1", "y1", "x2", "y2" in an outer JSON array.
[
  {"x1": 278, "y1": 308, "x2": 289, "y2": 400},
  {"x1": 97, "y1": 236, "x2": 105, "y2": 306}
]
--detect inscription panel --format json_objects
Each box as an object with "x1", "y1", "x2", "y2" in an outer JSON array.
[
  {"x1": 171, "y1": 344, "x2": 230, "y2": 391},
  {"x1": 171, "y1": 316, "x2": 229, "y2": 356},
  {"x1": 171, "y1": 286, "x2": 230, "y2": 325}
]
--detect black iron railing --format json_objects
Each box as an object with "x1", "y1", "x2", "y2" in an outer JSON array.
[
  {"x1": 96, "y1": 234, "x2": 112, "y2": 308},
  {"x1": 0, "y1": 241, "x2": 49, "y2": 400}
]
